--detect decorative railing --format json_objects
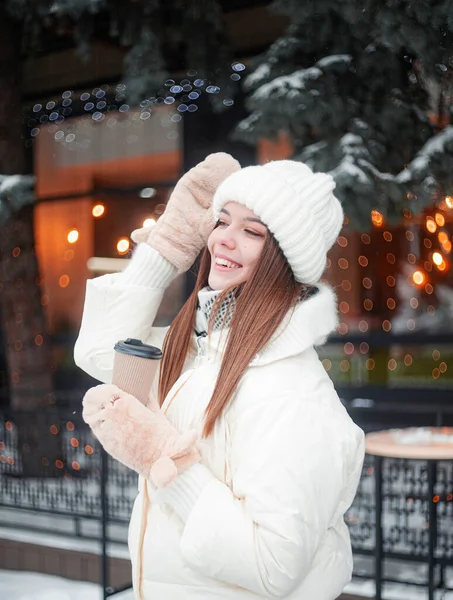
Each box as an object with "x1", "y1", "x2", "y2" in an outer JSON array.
[{"x1": 1, "y1": 403, "x2": 453, "y2": 598}]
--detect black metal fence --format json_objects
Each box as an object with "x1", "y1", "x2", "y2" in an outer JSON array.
[
  {"x1": 1, "y1": 402, "x2": 453, "y2": 598},
  {"x1": 0, "y1": 405, "x2": 135, "y2": 598}
]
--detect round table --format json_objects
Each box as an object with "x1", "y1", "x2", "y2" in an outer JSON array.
[{"x1": 365, "y1": 427, "x2": 453, "y2": 600}]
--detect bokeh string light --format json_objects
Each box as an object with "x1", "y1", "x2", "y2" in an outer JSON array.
[
  {"x1": 24, "y1": 62, "x2": 246, "y2": 148},
  {"x1": 329, "y1": 199, "x2": 452, "y2": 385}
]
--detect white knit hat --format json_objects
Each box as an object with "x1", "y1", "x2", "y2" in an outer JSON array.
[{"x1": 212, "y1": 160, "x2": 344, "y2": 284}]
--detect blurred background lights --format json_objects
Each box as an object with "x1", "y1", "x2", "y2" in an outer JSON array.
[
  {"x1": 140, "y1": 187, "x2": 156, "y2": 198},
  {"x1": 117, "y1": 238, "x2": 130, "y2": 255},
  {"x1": 371, "y1": 210, "x2": 384, "y2": 227},
  {"x1": 445, "y1": 195, "x2": 453, "y2": 208},
  {"x1": 412, "y1": 270, "x2": 426, "y2": 285},
  {"x1": 92, "y1": 204, "x2": 105, "y2": 217},
  {"x1": 432, "y1": 251, "x2": 444, "y2": 266},
  {"x1": 67, "y1": 229, "x2": 79, "y2": 243},
  {"x1": 435, "y1": 212, "x2": 445, "y2": 226},
  {"x1": 143, "y1": 218, "x2": 156, "y2": 227},
  {"x1": 59, "y1": 274, "x2": 70, "y2": 288},
  {"x1": 426, "y1": 217, "x2": 437, "y2": 233}
]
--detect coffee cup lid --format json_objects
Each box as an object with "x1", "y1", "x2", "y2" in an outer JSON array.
[{"x1": 114, "y1": 338, "x2": 162, "y2": 360}]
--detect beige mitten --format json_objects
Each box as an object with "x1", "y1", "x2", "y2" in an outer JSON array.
[
  {"x1": 131, "y1": 152, "x2": 240, "y2": 273},
  {"x1": 82, "y1": 384, "x2": 201, "y2": 488}
]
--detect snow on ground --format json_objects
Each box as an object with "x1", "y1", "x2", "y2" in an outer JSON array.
[
  {"x1": 344, "y1": 577, "x2": 453, "y2": 599},
  {"x1": 0, "y1": 570, "x2": 134, "y2": 600},
  {"x1": 2, "y1": 569, "x2": 453, "y2": 600},
  {"x1": 0, "y1": 525, "x2": 130, "y2": 560}
]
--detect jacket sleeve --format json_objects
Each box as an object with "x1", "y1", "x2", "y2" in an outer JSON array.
[
  {"x1": 177, "y1": 395, "x2": 364, "y2": 598},
  {"x1": 74, "y1": 244, "x2": 177, "y2": 383}
]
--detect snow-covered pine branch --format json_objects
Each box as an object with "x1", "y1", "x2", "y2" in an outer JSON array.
[{"x1": 0, "y1": 174, "x2": 36, "y2": 224}]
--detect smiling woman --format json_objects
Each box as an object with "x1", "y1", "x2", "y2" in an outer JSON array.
[
  {"x1": 75, "y1": 153, "x2": 365, "y2": 600},
  {"x1": 207, "y1": 203, "x2": 268, "y2": 290}
]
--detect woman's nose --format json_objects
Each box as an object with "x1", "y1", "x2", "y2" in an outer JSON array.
[{"x1": 218, "y1": 229, "x2": 236, "y2": 249}]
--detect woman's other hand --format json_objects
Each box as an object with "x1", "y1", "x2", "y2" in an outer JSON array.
[{"x1": 82, "y1": 384, "x2": 201, "y2": 487}]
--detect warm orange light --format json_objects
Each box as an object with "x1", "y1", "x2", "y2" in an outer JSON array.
[
  {"x1": 445, "y1": 196, "x2": 453, "y2": 209},
  {"x1": 432, "y1": 252, "x2": 443, "y2": 266},
  {"x1": 382, "y1": 320, "x2": 392, "y2": 332},
  {"x1": 412, "y1": 270, "x2": 426, "y2": 286},
  {"x1": 117, "y1": 238, "x2": 130, "y2": 255},
  {"x1": 59, "y1": 274, "x2": 70, "y2": 288},
  {"x1": 143, "y1": 218, "x2": 156, "y2": 228},
  {"x1": 443, "y1": 240, "x2": 452, "y2": 253},
  {"x1": 371, "y1": 210, "x2": 384, "y2": 227},
  {"x1": 92, "y1": 204, "x2": 105, "y2": 217},
  {"x1": 358, "y1": 255, "x2": 368, "y2": 267},
  {"x1": 435, "y1": 213, "x2": 445, "y2": 226},
  {"x1": 67, "y1": 229, "x2": 79, "y2": 243},
  {"x1": 426, "y1": 217, "x2": 437, "y2": 233},
  {"x1": 438, "y1": 231, "x2": 448, "y2": 243}
]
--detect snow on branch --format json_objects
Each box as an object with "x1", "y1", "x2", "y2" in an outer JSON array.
[
  {"x1": 0, "y1": 174, "x2": 36, "y2": 224},
  {"x1": 315, "y1": 54, "x2": 352, "y2": 69},
  {"x1": 244, "y1": 63, "x2": 272, "y2": 91},
  {"x1": 249, "y1": 54, "x2": 353, "y2": 103},
  {"x1": 250, "y1": 66, "x2": 322, "y2": 102},
  {"x1": 331, "y1": 158, "x2": 372, "y2": 186},
  {"x1": 48, "y1": 0, "x2": 105, "y2": 15},
  {"x1": 397, "y1": 126, "x2": 453, "y2": 183}
]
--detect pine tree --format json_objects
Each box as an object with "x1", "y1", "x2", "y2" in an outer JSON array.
[
  {"x1": 0, "y1": 9, "x2": 55, "y2": 412},
  {"x1": 6, "y1": 0, "x2": 234, "y2": 108},
  {"x1": 235, "y1": 0, "x2": 453, "y2": 229},
  {"x1": 235, "y1": 1, "x2": 453, "y2": 379}
]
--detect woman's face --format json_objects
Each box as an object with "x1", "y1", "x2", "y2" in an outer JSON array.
[{"x1": 207, "y1": 201, "x2": 267, "y2": 290}]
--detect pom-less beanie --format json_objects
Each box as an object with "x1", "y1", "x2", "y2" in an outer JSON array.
[{"x1": 212, "y1": 160, "x2": 344, "y2": 284}]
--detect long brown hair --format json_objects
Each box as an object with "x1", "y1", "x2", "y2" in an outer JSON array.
[{"x1": 158, "y1": 233, "x2": 306, "y2": 437}]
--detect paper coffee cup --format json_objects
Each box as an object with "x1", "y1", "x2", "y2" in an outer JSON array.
[{"x1": 112, "y1": 338, "x2": 162, "y2": 405}]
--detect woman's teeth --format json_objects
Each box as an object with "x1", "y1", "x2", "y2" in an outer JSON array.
[{"x1": 216, "y1": 257, "x2": 240, "y2": 269}]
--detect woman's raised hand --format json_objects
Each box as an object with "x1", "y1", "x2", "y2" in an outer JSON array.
[{"x1": 131, "y1": 153, "x2": 240, "y2": 273}]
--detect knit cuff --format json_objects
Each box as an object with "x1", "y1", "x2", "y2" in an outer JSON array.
[
  {"x1": 121, "y1": 243, "x2": 177, "y2": 288},
  {"x1": 156, "y1": 463, "x2": 215, "y2": 522}
]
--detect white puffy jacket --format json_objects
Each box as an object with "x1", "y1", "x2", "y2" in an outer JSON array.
[{"x1": 74, "y1": 244, "x2": 365, "y2": 600}]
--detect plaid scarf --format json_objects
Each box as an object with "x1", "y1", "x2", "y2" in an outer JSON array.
[
  {"x1": 194, "y1": 285, "x2": 319, "y2": 336},
  {"x1": 195, "y1": 288, "x2": 236, "y2": 335}
]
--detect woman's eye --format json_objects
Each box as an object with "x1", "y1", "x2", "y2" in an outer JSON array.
[
  {"x1": 245, "y1": 229, "x2": 262, "y2": 237},
  {"x1": 216, "y1": 220, "x2": 228, "y2": 227}
]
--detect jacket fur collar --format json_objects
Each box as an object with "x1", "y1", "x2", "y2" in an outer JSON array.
[{"x1": 198, "y1": 283, "x2": 338, "y2": 367}]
